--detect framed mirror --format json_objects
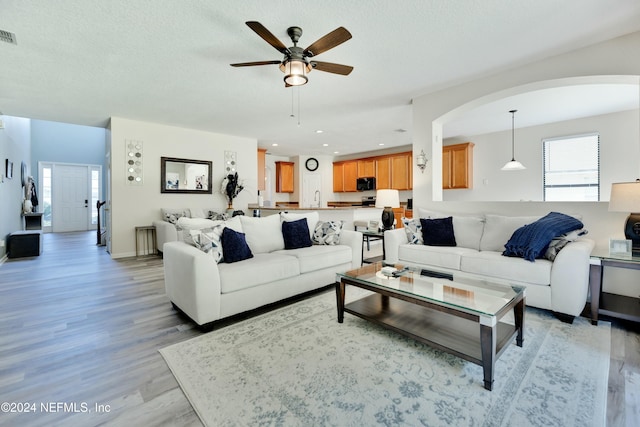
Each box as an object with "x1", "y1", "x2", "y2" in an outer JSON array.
[{"x1": 160, "y1": 157, "x2": 213, "y2": 194}]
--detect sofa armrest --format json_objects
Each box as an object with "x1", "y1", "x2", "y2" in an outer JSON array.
[
  {"x1": 384, "y1": 228, "x2": 408, "y2": 263},
  {"x1": 153, "y1": 220, "x2": 178, "y2": 252},
  {"x1": 549, "y1": 238, "x2": 595, "y2": 316},
  {"x1": 163, "y1": 241, "x2": 222, "y2": 325},
  {"x1": 340, "y1": 229, "x2": 363, "y2": 268}
]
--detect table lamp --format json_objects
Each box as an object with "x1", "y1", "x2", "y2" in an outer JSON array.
[
  {"x1": 609, "y1": 180, "x2": 640, "y2": 251},
  {"x1": 375, "y1": 189, "x2": 400, "y2": 230}
]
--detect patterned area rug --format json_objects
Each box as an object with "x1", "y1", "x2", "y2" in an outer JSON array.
[{"x1": 160, "y1": 289, "x2": 610, "y2": 427}]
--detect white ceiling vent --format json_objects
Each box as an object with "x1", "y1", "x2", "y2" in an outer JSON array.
[{"x1": 0, "y1": 30, "x2": 17, "y2": 45}]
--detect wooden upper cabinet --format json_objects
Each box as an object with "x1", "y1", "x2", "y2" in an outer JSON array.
[
  {"x1": 343, "y1": 161, "x2": 358, "y2": 192},
  {"x1": 357, "y1": 159, "x2": 375, "y2": 178},
  {"x1": 275, "y1": 161, "x2": 294, "y2": 193},
  {"x1": 257, "y1": 148, "x2": 266, "y2": 191},
  {"x1": 333, "y1": 151, "x2": 412, "y2": 192},
  {"x1": 391, "y1": 153, "x2": 411, "y2": 190},
  {"x1": 443, "y1": 142, "x2": 474, "y2": 189},
  {"x1": 375, "y1": 157, "x2": 391, "y2": 189}
]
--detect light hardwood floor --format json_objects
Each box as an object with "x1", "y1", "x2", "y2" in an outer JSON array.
[{"x1": 0, "y1": 232, "x2": 637, "y2": 426}]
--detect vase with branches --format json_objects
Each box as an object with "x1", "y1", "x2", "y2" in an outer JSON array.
[{"x1": 221, "y1": 172, "x2": 244, "y2": 209}]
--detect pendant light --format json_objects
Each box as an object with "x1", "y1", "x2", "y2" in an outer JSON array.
[{"x1": 501, "y1": 109, "x2": 526, "y2": 171}]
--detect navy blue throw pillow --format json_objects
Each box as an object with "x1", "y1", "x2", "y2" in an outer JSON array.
[
  {"x1": 420, "y1": 217, "x2": 457, "y2": 247},
  {"x1": 282, "y1": 218, "x2": 313, "y2": 250},
  {"x1": 503, "y1": 212, "x2": 583, "y2": 262},
  {"x1": 221, "y1": 227, "x2": 253, "y2": 263}
]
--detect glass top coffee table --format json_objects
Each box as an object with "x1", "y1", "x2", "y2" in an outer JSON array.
[{"x1": 335, "y1": 262, "x2": 526, "y2": 391}]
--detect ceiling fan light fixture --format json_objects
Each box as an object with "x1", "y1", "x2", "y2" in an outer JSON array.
[{"x1": 280, "y1": 59, "x2": 311, "y2": 86}]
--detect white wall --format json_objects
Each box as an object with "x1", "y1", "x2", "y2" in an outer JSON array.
[
  {"x1": 0, "y1": 116, "x2": 31, "y2": 260},
  {"x1": 443, "y1": 109, "x2": 639, "y2": 201},
  {"x1": 109, "y1": 117, "x2": 257, "y2": 258}
]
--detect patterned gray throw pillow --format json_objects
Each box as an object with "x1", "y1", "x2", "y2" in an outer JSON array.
[
  {"x1": 402, "y1": 217, "x2": 423, "y2": 244},
  {"x1": 183, "y1": 226, "x2": 224, "y2": 263},
  {"x1": 162, "y1": 208, "x2": 189, "y2": 224},
  {"x1": 313, "y1": 221, "x2": 344, "y2": 245}
]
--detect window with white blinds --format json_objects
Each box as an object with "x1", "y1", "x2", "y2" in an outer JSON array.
[{"x1": 543, "y1": 133, "x2": 600, "y2": 201}]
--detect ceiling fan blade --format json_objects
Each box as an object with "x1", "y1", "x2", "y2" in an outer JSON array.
[
  {"x1": 303, "y1": 27, "x2": 352, "y2": 57},
  {"x1": 246, "y1": 21, "x2": 289, "y2": 54},
  {"x1": 311, "y1": 61, "x2": 353, "y2": 75},
  {"x1": 230, "y1": 60, "x2": 282, "y2": 67}
]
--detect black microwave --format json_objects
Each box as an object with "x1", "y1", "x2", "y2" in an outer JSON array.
[{"x1": 356, "y1": 177, "x2": 376, "y2": 191}]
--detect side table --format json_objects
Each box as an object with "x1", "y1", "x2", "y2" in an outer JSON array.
[
  {"x1": 361, "y1": 230, "x2": 385, "y2": 264},
  {"x1": 589, "y1": 251, "x2": 640, "y2": 325},
  {"x1": 135, "y1": 225, "x2": 157, "y2": 257}
]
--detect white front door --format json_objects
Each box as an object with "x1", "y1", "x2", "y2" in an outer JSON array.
[
  {"x1": 54, "y1": 165, "x2": 89, "y2": 232},
  {"x1": 302, "y1": 174, "x2": 322, "y2": 208}
]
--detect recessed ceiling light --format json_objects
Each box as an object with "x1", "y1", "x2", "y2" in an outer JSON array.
[
  {"x1": 378, "y1": 143, "x2": 385, "y2": 146},
  {"x1": 334, "y1": 151, "x2": 339, "y2": 154},
  {"x1": 316, "y1": 130, "x2": 324, "y2": 134},
  {"x1": 272, "y1": 143, "x2": 278, "y2": 146},
  {"x1": 323, "y1": 143, "x2": 329, "y2": 147}
]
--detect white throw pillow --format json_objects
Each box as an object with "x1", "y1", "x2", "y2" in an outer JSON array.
[
  {"x1": 183, "y1": 226, "x2": 224, "y2": 263},
  {"x1": 480, "y1": 214, "x2": 541, "y2": 252},
  {"x1": 239, "y1": 215, "x2": 285, "y2": 254},
  {"x1": 280, "y1": 211, "x2": 320, "y2": 240}
]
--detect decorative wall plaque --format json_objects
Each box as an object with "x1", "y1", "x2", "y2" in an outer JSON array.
[{"x1": 126, "y1": 140, "x2": 143, "y2": 185}]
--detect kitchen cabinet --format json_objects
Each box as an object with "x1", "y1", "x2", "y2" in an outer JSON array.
[
  {"x1": 443, "y1": 142, "x2": 474, "y2": 189},
  {"x1": 357, "y1": 159, "x2": 375, "y2": 178},
  {"x1": 257, "y1": 148, "x2": 266, "y2": 191},
  {"x1": 275, "y1": 161, "x2": 294, "y2": 193},
  {"x1": 375, "y1": 157, "x2": 391, "y2": 189},
  {"x1": 333, "y1": 161, "x2": 358, "y2": 192},
  {"x1": 333, "y1": 151, "x2": 413, "y2": 192},
  {"x1": 391, "y1": 153, "x2": 412, "y2": 190}
]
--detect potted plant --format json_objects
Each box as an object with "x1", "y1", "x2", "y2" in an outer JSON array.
[{"x1": 221, "y1": 172, "x2": 244, "y2": 210}]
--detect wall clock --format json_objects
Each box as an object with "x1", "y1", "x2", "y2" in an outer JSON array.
[{"x1": 305, "y1": 157, "x2": 319, "y2": 171}]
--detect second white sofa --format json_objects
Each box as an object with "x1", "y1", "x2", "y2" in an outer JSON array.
[{"x1": 384, "y1": 209, "x2": 595, "y2": 322}]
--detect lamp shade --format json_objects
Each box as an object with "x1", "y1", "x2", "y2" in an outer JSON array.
[
  {"x1": 501, "y1": 159, "x2": 526, "y2": 171},
  {"x1": 609, "y1": 182, "x2": 640, "y2": 212},
  {"x1": 375, "y1": 189, "x2": 400, "y2": 208}
]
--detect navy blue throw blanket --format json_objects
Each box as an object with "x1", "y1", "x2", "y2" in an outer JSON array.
[{"x1": 503, "y1": 212, "x2": 583, "y2": 262}]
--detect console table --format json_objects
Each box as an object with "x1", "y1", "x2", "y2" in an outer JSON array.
[{"x1": 589, "y1": 250, "x2": 640, "y2": 325}]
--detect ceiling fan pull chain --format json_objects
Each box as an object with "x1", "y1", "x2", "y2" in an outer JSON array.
[{"x1": 297, "y1": 87, "x2": 301, "y2": 127}]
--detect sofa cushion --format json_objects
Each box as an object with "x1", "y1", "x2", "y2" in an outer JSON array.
[
  {"x1": 272, "y1": 244, "x2": 352, "y2": 274},
  {"x1": 417, "y1": 209, "x2": 484, "y2": 250},
  {"x1": 313, "y1": 220, "x2": 344, "y2": 245},
  {"x1": 162, "y1": 208, "x2": 190, "y2": 224},
  {"x1": 183, "y1": 226, "x2": 224, "y2": 263},
  {"x1": 420, "y1": 217, "x2": 456, "y2": 246},
  {"x1": 239, "y1": 214, "x2": 285, "y2": 254},
  {"x1": 461, "y1": 251, "x2": 552, "y2": 286},
  {"x1": 480, "y1": 214, "x2": 541, "y2": 252},
  {"x1": 503, "y1": 212, "x2": 584, "y2": 261},
  {"x1": 218, "y1": 253, "x2": 300, "y2": 293},
  {"x1": 398, "y1": 244, "x2": 477, "y2": 271},
  {"x1": 176, "y1": 217, "x2": 220, "y2": 231},
  {"x1": 544, "y1": 229, "x2": 588, "y2": 261},
  {"x1": 282, "y1": 218, "x2": 313, "y2": 249},
  {"x1": 281, "y1": 212, "x2": 319, "y2": 240},
  {"x1": 221, "y1": 227, "x2": 253, "y2": 263},
  {"x1": 402, "y1": 217, "x2": 423, "y2": 244}
]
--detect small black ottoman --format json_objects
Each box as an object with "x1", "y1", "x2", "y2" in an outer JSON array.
[{"x1": 8, "y1": 230, "x2": 43, "y2": 258}]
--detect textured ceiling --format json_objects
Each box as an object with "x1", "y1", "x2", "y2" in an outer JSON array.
[{"x1": 1, "y1": 0, "x2": 640, "y2": 156}]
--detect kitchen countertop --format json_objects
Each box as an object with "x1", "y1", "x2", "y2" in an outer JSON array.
[{"x1": 247, "y1": 204, "x2": 379, "y2": 211}]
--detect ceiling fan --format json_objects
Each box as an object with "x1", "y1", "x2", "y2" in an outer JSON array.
[{"x1": 230, "y1": 21, "x2": 353, "y2": 87}]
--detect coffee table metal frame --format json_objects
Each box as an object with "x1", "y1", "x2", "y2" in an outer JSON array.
[{"x1": 336, "y1": 263, "x2": 525, "y2": 391}]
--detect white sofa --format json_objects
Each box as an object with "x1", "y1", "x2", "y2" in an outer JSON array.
[
  {"x1": 163, "y1": 212, "x2": 363, "y2": 329},
  {"x1": 384, "y1": 209, "x2": 595, "y2": 322}
]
